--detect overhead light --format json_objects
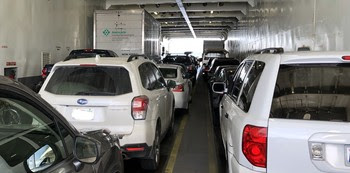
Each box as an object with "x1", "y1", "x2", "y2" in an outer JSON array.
[
  {"x1": 165, "y1": 22, "x2": 168, "y2": 25},
  {"x1": 209, "y1": 21, "x2": 212, "y2": 24},
  {"x1": 154, "y1": 12, "x2": 158, "y2": 15},
  {"x1": 210, "y1": 11, "x2": 214, "y2": 14}
]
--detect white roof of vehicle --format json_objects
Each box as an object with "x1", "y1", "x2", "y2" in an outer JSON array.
[
  {"x1": 157, "y1": 64, "x2": 181, "y2": 69},
  {"x1": 249, "y1": 51, "x2": 350, "y2": 64},
  {"x1": 54, "y1": 56, "x2": 151, "y2": 66}
]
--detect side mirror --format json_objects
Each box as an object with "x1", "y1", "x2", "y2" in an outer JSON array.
[
  {"x1": 167, "y1": 80, "x2": 177, "y2": 88},
  {"x1": 74, "y1": 136, "x2": 101, "y2": 164},
  {"x1": 212, "y1": 82, "x2": 227, "y2": 94},
  {"x1": 26, "y1": 145, "x2": 56, "y2": 172}
]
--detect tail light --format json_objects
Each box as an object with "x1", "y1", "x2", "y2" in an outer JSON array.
[
  {"x1": 41, "y1": 68, "x2": 48, "y2": 78},
  {"x1": 172, "y1": 84, "x2": 184, "y2": 92},
  {"x1": 242, "y1": 125, "x2": 267, "y2": 168},
  {"x1": 131, "y1": 96, "x2": 149, "y2": 120},
  {"x1": 342, "y1": 56, "x2": 350, "y2": 60}
]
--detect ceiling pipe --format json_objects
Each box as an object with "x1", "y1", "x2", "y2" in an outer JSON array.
[{"x1": 175, "y1": 0, "x2": 197, "y2": 38}]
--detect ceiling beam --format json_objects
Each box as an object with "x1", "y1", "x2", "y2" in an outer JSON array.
[
  {"x1": 109, "y1": 3, "x2": 248, "y2": 15},
  {"x1": 106, "y1": 0, "x2": 256, "y2": 8},
  {"x1": 176, "y1": 0, "x2": 196, "y2": 38},
  {"x1": 153, "y1": 11, "x2": 244, "y2": 20},
  {"x1": 157, "y1": 17, "x2": 238, "y2": 23}
]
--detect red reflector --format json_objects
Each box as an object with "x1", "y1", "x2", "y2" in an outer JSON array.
[
  {"x1": 242, "y1": 125, "x2": 267, "y2": 168},
  {"x1": 126, "y1": 147, "x2": 145, "y2": 152},
  {"x1": 342, "y1": 56, "x2": 350, "y2": 60},
  {"x1": 80, "y1": 64, "x2": 96, "y2": 67},
  {"x1": 172, "y1": 84, "x2": 184, "y2": 92}
]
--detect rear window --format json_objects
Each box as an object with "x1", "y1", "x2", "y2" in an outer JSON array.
[
  {"x1": 163, "y1": 56, "x2": 192, "y2": 65},
  {"x1": 45, "y1": 66, "x2": 132, "y2": 96},
  {"x1": 270, "y1": 64, "x2": 350, "y2": 122},
  {"x1": 159, "y1": 68, "x2": 177, "y2": 78}
]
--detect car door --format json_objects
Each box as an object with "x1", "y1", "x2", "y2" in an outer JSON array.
[
  {"x1": 148, "y1": 63, "x2": 170, "y2": 134},
  {"x1": 220, "y1": 61, "x2": 253, "y2": 156},
  {"x1": 0, "y1": 88, "x2": 93, "y2": 173}
]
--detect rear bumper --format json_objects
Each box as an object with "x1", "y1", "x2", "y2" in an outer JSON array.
[
  {"x1": 174, "y1": 92, "x2": 188, "y2": 109},
  {"x1": 122, "y1": 143, "x2": 152, "y2": 159},
  {"x1": 119, "y1": 120, "x2": 157, "y2": 149},
  {"x1": 228, "y1": 153, "x2": 264, "y2": 173}
]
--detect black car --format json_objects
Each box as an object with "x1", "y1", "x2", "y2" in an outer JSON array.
[
  {"x1": 33, "y1": 49, "x2": 118, "y2": 92},
  {"x1": 0, "y1": 76, "x2": 124, "y2": 173},
  {"x1": 210, "y1": 66, "x2": 238, "y2": 126},
  {"x1": 206, "y1": 58, "x2": 240, "y2": 80},
  {"x1": 162, "y1": 55, "x2": 198, "y2": 84}
]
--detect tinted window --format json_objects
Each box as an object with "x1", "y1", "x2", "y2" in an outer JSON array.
[
  {"x1": 160, "y1": 68, "x2": 177, "y2": 78},
  {"x1": 238, "y1": 61, "x2": 265, "y2": 112},
  {"x1": 163, "y1": 56, "x2": 192, "y2": 65},
  {"x1": 139, "y1": 64, "x2": 151, "y2": 89},
  {"x1": 45, "y1": 66, "x2": 132, "y2": 96},
  {"x1": 149, "y1": 64, "x2": 166, "y2": 89},
  {"x1": 229, "y1": 61, "x2": 253, "y2": 100},
  {"x1": 0, "y1": 95, "x2": 67, "y2": 171},
  {"x1": 139, "y1": 63, "x2": 159, "y2": 90},
  {"x1": 270, "y1": 64, "x2": 350, "y2": 122}
]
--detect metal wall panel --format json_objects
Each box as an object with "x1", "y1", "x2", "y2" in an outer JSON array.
[
  {"x1": 225, "y1": 0, "x2": 350, "y2": 59},
  {"x1": 0, "y1": 0, "x2": 104, "y2": 78}
]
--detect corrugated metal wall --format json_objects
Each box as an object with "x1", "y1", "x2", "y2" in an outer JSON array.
[
  {"x1": 225, "y1": 0, "x2": 350, "y2": 60},
  {"x1": 0, "y1": 0, "x2": 105, "y2": 79}
]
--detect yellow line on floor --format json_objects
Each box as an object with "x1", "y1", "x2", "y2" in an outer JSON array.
[
  {"x1": 165, "y1": 114, "x2": 189, "y2": 173},
  {"x1": 207, "y1": 92, "x2": 219, "y2": 173}
]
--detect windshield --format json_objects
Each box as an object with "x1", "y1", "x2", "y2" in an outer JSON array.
[
  {"x1": 270, "y1": 64, "x2": 350, "y2": 122},
  {"x1": 159, "y1": 68, "x2": 177, "y2": 79},
  {"x1": 45, "y1": 66, "x2": 132, "y2": 96}
]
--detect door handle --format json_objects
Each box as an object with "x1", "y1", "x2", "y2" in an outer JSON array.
[{"x1": 225, "y1": 113, "x2": 229, "y2": 119}]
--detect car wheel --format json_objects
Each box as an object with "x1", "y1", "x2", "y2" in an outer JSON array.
[{"x1": 141, "y1": 127, "x2": 160, "y2": 171}]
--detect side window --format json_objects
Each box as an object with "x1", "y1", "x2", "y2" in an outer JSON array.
[
  {"x1": 229, "y1": 61, "x2": 253, "y2": 101},
  {"x1": 149, "y1": 64, "x2": 166, "y2": 89},
  {"x1": 238, "y1": 61, "x2": 265, "y2": 112},
  {"x1": 0, "y1": 94, "x2": 71, "y2": 172},
  {"x1": 139, "y1": 64, "x2": 151, "y2": 89}
]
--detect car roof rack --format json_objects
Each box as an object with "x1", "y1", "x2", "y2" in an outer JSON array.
[
  {"x1": 127, "y1": 54, "x2": 149, "y2": 62},
  {"x1": 255, "y1": 47, "x2": 284, "y2": 54}
]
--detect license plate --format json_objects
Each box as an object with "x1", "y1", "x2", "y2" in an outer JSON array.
[
  {"x1": 346, "y1": 146, "x2": 350, "y2": 166},
  {"x1": 72, "y1": 108, "x2": 94, "y2": 121}
]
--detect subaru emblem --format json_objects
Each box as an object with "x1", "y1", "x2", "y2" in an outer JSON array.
[{"x1": 77, "y1": 99, "x2": 88, "y2": 105}]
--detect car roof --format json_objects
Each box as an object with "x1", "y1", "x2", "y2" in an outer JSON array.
[
  {"x1": 55, "y1": 56, "x2": 151, "y2": 66},
  {"x1": 158, "y1": 64, "x2": 181, "y2": 69},
  {"x1": 249, "y1": 51, "x2": 350, "y2": 64}
]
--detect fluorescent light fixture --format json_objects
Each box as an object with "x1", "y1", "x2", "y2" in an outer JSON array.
[
  {"x1": 210, "y1": 11, "x2": 214, "y2": 14},
  {"x1": 154, "y1": 12, "x2": 158, "y2": 15}
]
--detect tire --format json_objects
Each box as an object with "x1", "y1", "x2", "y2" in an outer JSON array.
[{"x1": 141, "y1": 127, "x2": 160, "y2": 171}]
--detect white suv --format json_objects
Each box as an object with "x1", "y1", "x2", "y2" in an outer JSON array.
[
  {"x1": 213, "y1": 48, "x2": 350, "y2": 173},
  {"x1": 39, "y1": 55, "x2": 175, "y2": 170}
]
